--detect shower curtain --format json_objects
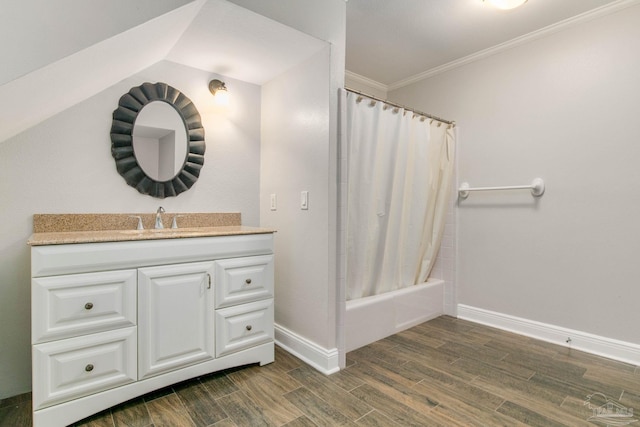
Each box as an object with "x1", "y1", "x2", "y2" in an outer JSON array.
[{"x1": 344, "y1": 90, "x2": 455, "y2": 300}]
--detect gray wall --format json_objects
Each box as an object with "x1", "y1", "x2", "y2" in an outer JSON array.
[
  {"x1": 390, "y1": 4, "x2": 640, "y2": 345},
  {"x1": 261, "y1": 47, "x2": 334, "y2": 350},
  {"x1": 232, "y1": 0, "x2": 347, "y2": 359},
  {"x1": 0, "y1": 60, "x2": 261, "y2": 397}
]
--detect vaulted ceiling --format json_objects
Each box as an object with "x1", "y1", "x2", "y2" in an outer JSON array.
[
  {"x1": 0, "y1": 0, "x2": 194, "y2": 87},
  {"x1": 0, "y1": 0, "x2": 325, "y2": 144}
]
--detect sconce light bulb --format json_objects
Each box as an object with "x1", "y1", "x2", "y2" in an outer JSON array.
[
  {"x1": 209, "y1": 79, "x2": 230, "y2": 106},
  {"x1": 214, "y1": 88, "x2": 230, "y2": 106}
]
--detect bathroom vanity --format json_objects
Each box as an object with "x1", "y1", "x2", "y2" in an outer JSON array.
[{"x1": 28, "y1": 214, "x2": 275, "y2": 427}]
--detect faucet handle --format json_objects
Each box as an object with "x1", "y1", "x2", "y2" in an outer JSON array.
[
  {"x1": 129, "y1": 216, "x2": 144, "y2": 230},
  {"x1": 171, "y1": 215, "x2": 183, "y2": 229}
]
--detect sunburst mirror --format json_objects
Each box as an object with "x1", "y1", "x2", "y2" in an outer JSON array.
[{"x1": 110, "y1": 82, "x2": 205, "y2": 198}]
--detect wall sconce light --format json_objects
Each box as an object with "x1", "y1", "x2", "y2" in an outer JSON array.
[
  {"x1": 208, "y1": 79, "x2": 230, "y2": 106},
  {"x1": 483, "y1": 0, "x2": 527, "y2": 10}
]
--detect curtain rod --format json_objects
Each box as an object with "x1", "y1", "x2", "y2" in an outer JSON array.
[{"x1": 345, "y1": 87, "x2": 456, "y2": 126}]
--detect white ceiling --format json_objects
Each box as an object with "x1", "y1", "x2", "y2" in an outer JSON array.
[
  {"x1": 346, "y1": 0, "x2": 623, "y2": 88},
  {"x1": 4, "y1": 0, "x2": 633, "y2": 143},
  {"x1": 0, "y1": 0, "x2": 194, "y2": 87},
  {"x1": 167, "y1": 0, "x2": 327, "y2": 84}
]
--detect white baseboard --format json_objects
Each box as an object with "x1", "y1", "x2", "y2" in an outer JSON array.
[
  {"x1": 457, "y1": 305, "x2": 640, "y2": 366},
  {"x1": 274, "y1": 323, "x2": 340, "y2": 375}
]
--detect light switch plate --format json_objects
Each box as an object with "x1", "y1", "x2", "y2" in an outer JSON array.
[
  {"x1": 270, "y1": 194, "x2": 277, "y2": 211},
  {"x1": 301, "y1": 191, "x2": 309, "y2": 210}
]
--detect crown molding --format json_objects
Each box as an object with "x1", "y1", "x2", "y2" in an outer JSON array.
[
  {"x1": 388, "y1": 0, "x2": 640, "y2": 91},
  {"x1": 345, "y1": 70, "x2": 389, "y2": 93}
]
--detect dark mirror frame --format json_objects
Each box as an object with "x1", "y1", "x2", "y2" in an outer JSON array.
[{"x1": 110, "y1": 82, "x2": 205, "y2": 198}]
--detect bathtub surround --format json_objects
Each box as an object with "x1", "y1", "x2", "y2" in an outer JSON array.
[
  {"x1": 345, "y1": 279, "x2": 444, "y2": 352},
  {"x1": 390, "y1": 3, "x2": 640, "y2": 357}
]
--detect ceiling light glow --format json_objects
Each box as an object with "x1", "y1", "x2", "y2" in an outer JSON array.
[{"x1": 484, "y1": 0, "x2": 528, "y2": 10}]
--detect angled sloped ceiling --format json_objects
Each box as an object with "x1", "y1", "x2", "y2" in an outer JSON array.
[
  {"x1": 0, "y1": 0, "x2": 205, "y2": 144},
  {"x1": 165, "y1": 0, "x2": 327, "y2": 85},
  {"x1": 0, "y1": 0, "x2": 327, "y2": 144},
  {"x1": 0, "y1": 0, "x2": 196, "y2": 86}
]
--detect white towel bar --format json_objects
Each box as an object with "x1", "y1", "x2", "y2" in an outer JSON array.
[{"x1": 458, "y1": 178, "x2": 545, "y2": 199}]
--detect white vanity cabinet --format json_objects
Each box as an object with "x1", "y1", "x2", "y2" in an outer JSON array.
[{"x1": 30, "y1": 232, "x2": 275, "y2": 427}]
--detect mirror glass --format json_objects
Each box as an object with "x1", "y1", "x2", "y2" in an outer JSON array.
[{"x1": 132, "y1": 101, "x2": 188, "y2": 182}]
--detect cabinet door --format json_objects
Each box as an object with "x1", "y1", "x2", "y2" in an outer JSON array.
[{"x1": 138, "y1": 261, "x2": 214, "y2": 379}]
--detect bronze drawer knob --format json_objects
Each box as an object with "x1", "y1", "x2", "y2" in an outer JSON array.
[
  {"x1": 85, "y1": 364, "x2": 94, "y2": 372},
  {"x1": 246, "y1": 325, "x2": 252, "y2": 331},
  {"x1": 85, "y1": 302, "x2": 94, "y2": 310},
  {"x1": 245, "y1": 278, "x2": 252, "y2": 285}
]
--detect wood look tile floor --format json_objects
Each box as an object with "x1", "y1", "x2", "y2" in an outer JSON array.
[{"x1": 2, "y1": 316, "x2": 639, "y2": 426}]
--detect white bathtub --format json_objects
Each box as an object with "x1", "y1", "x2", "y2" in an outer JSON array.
[{"x1": 345, "y1": 278, "x2": 444, "y2": 352}]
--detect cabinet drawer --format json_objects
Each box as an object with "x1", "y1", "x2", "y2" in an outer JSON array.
[
  {"x1": 32, "y1": 270, "x2": 137, "y2": 344},
  {"x1": 32, "y1": 327, "x2": 137, "y2": 410},
  {"x1": 215, "y1": 299, "x2": 274, "y2": 357},
  {"x1": 214, "y1": 255, "x2": 274, "y2": 308}
]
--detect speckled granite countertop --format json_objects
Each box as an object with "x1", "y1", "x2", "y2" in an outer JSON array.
[{"x1": 28, "y1": 213, "x2": 275, "y2": 246}]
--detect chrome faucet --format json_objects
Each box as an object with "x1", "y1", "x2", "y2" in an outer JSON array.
[{"x1": 155, "y1": 206, "x2": 165, "y2": 229}]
